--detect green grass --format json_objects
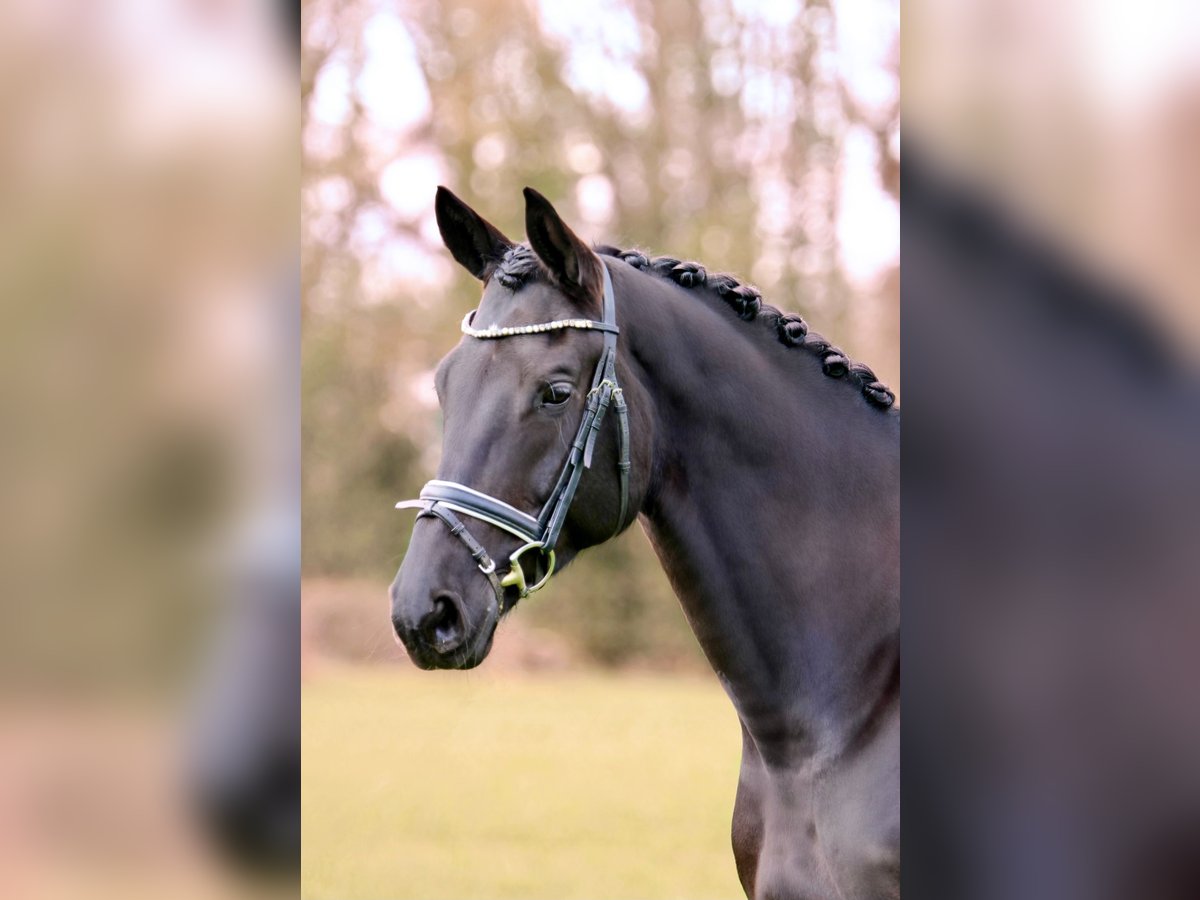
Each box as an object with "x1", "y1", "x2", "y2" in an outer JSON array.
[{"x1": 302, "y1": 667, "x2": 746, "y2": 900}]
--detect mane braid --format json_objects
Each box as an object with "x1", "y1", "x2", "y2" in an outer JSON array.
[{"x1": 597, "y1": 246, "x2": 896, "y2": 409}]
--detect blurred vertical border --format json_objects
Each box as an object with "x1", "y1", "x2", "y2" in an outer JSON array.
[
  {"x1": 0, "y1": 0, "x2": 298, "y2": 896},
  {"x1": 903, "y1": 1, "x2": 1200, "y2": 898}
]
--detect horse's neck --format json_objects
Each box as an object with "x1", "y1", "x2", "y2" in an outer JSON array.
[{"x1": 623, "y1": 276, "x2": 900, "y2": 760}]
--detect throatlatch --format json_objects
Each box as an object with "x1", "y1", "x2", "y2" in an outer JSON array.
[{"x1": 397, "y1": 262, "x2": 630, "y2": 612}]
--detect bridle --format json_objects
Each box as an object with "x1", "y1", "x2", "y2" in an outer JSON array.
[{"x1": 396, "y1": 262, "x2": 630, "y2": 613}]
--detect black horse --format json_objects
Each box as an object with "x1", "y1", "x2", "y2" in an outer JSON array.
[{"x1": 391, "y1": 187, "x2": 900, "y2": 899}]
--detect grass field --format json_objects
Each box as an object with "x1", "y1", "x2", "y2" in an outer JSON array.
[{"x1": 302, "y1": 666, "x2": 746, "y2": 900}]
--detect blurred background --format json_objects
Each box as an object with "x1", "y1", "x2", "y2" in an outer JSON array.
[
  {"x1": 300, "y1": 0, "x2": 897, "y2": 896},
  {"x1": 905, "y1": 0, "x2": 1200, "y2": 349}
]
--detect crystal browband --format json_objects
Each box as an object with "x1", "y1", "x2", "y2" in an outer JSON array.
[{"x1": 460, "y1": 310, "x2": 620, "y2": 339}]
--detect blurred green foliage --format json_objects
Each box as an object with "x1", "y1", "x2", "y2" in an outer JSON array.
[{"x1": 301, "y1": 0, "x2": 898, "y2": 666}]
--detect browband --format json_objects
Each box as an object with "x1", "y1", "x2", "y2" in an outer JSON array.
[{"x1": 460, "y1": 310, "x2": 619, "y2": 339}]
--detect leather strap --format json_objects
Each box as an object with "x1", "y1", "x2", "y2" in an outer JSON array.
[
  {"x1": 416, "y1": 502, "x2": 507, "y2": 614},
  {"x1": 613, "y1": 388, "x2": 630, "y2": 535},
  {"x1": 399, "y1": 480, "x2": 542, "y2": 544}
]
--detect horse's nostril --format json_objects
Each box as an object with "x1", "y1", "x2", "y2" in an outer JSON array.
[
  {"x1": 422, "y1": 592, "x2": 464, "y2": 652},
  {"x1": 396, "y1": 609, "x2": 415, "y2": 643}
]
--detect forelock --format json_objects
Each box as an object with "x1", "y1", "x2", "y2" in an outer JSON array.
[{"x1": 493, "y1": 244, "x2": 544, "y2": 290}]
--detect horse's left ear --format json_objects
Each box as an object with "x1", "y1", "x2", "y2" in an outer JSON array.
[{"x1": 523, "y1": 187, "x2": 604, "y2": 305}]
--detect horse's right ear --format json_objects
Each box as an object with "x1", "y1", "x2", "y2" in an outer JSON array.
[
  {"x1": 523, "y1": 187, "x2": 603, "y2": 301},
  {"x1": 435, "y1": 186, "x2": 513, "y2": 281}
]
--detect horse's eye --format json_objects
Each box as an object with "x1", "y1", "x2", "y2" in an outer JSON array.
[{"x1": 539, "y1": 382, "x2": 573, "y2": 408}]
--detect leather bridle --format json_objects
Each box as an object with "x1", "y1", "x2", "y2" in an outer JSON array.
[{"x1": 397, "y1": 263, "x2": 630, "y2": 613}]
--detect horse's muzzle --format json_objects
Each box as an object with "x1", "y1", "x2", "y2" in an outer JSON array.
[{"x1": 389, "y1": 577, "x2": 497, "y2": 670}]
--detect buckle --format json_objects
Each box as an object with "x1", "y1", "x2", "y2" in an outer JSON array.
[{"x1": 498, "y1": 541, "x2": 556, "y2": 597}]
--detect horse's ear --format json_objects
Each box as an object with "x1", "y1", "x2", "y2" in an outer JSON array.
[
  {"x1": 523, "y1": 187, "x2": 603, "y2": 303},
  {"x1": 435, "y1": 186, "x2": 513, "y2": 281}
]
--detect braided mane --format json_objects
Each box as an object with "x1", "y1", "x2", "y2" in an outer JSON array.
[
  {"x1": 491, "y1": 242, "x2": 896, "y2": 410},
  {"x1": 597, "y1": 246, "x2": 896, "y2": 410}
]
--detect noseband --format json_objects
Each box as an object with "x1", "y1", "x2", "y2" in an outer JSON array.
[{"x1": 397, "y1": 263, "x2": 630, "y2": 613}]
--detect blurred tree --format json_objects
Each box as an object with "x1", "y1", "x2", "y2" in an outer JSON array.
[{"x1": 301, "y1": 0, "x2": 898, "y2": 667}]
